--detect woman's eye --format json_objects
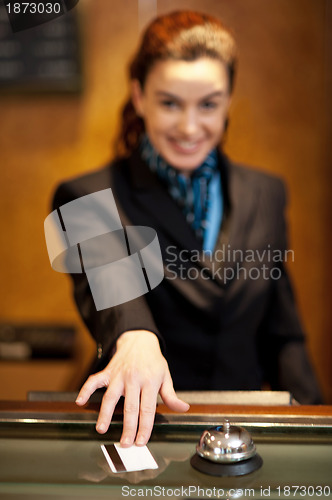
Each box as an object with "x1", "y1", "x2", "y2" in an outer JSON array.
[
  {"x1": 160, "y1": 100, "x2": 178, "y2": 109},
  {"x1": 200, "y1": 101, "x2": 218, "y2": 110}
]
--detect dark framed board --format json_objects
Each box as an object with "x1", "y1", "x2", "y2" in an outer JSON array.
[{"x1": 0, "y1": 2, "x2": 82, "y2": 93}]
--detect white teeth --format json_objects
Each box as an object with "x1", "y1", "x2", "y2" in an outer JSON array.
[{"x1": 176, "y1": 141, "x2": 198, "y2": 149}]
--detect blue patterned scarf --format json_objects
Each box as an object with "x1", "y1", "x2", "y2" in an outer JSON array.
[{"x1": 140, "y1": 135, "x2": 218, "y2": 241}]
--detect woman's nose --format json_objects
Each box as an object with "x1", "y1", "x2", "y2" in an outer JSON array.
[{"x1": 178, "y1": 108, "x2": 199, "y2": 136}]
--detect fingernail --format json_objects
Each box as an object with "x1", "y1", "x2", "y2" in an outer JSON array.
[
  {"x1": 136, "y1": 437, "x2": 145, "y2": 446},
  {"x1": 120, "y1": 437, "x2": 131, "y2": 446},
  {"x1": 97, "y1": 423, "x2": 106, "y2": 433},
  {"x1": 75, "y1": 397, "x2": 83, "y2": 404}
]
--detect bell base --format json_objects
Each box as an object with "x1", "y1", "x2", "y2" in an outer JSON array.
[{"x1": 190, "y1": 453, "x2": 263, "y2": 477}]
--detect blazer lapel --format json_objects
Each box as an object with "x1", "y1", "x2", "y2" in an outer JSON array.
[
  {"x1": 127, "y1": 150, "x2": 260, "y2": 289},
  {"x1": 218, "y1": 160, "x2": 260, "y2": 273},
  {"x1": 199, "y1": 155, "x2": 260, "y2": 286},
  {"x1": 128, "y1": 151, "x2": 202, "y2": 252}
]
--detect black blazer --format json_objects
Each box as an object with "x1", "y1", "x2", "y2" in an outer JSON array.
[{"x1": 52, "y1": 150, "x2": 322, "y2": 404}]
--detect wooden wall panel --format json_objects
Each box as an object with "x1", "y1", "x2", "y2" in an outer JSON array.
[{"x1": 0, "y1": 0, "x2": 330, "y2": 401}]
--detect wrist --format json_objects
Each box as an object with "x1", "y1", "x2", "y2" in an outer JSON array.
[{"x1": 116, "y1": 329, "x2": 159, "y2": 349}]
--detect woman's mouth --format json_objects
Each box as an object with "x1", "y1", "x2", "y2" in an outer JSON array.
[{"x1": 168, "y1": 138, "x2": 203, "y2": 154}]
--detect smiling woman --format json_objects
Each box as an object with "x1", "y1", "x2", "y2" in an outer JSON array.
[
  {"x1": 51, "y1": 10, "x2": 322, "y2": 450},
  {"x1": 131, "y1": 58, "x2": 231, "y2": 172},
  {"x1": 117, "y1": 10, "x2": 237, "y2": 160}
]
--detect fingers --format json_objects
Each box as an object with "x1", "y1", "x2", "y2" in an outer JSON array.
[
  {"x1": 160, "y1": 372, "x2": 190, "y2": 413},
  {"x1": 96, "y1": 383, "x2": 123, "y2": 434},
  {"x1": 75, "y1": 370, "x2": 123, "y2": 435},
  {"x1": 135, "y1": 384, "x2": 158, "y2": 446},
  {"x1": 74, "y1": 338, "x2": 188, "y2": 445},
  {"x1": 75, "y1": 371, "x2": 109, "y2": 406},
  {"x1": 120, "y1": 384, "x2": 140, "y2": 447}
]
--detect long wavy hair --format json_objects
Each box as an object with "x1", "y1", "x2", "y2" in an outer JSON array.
[{"x1": 115, "y1": 10, "x2": 237, "y2": 157}]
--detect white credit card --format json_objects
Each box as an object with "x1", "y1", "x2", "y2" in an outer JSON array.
[{"x1": 101, "y1": 443, "x2": 158, "y2": 473}]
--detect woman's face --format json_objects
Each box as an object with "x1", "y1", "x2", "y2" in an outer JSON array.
[{"x1": 131, "y1": 57, "x2": 231, "y2": 173}]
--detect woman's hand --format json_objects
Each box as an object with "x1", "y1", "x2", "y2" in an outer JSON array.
[{"x1": 75, "y1": 330, "x2": 189, "y2": 446}]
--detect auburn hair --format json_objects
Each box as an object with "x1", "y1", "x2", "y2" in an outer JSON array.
[{"x1": 115, "y1": 10, "x2": 237, "y2": 157}]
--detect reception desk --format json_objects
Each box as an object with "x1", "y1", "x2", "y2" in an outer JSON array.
[{"x1": 0, "y1": 392, "x2": 331, "y2": 499}]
